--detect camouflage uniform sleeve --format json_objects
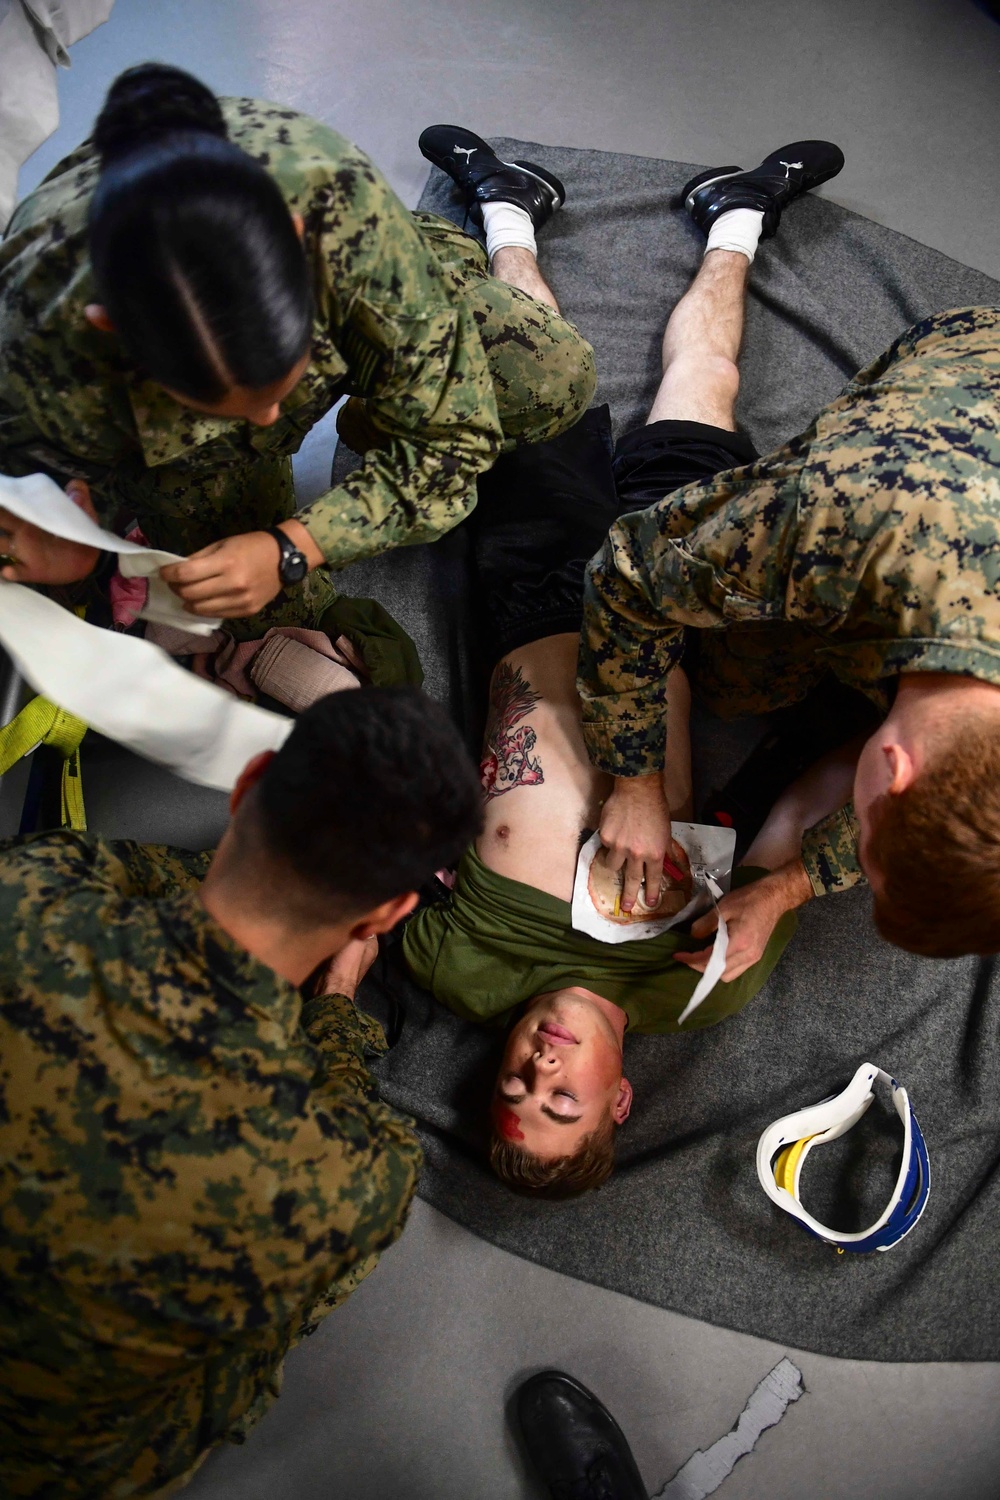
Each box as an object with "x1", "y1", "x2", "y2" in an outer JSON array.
[
  {"x1": 291, "y1": 147, "x2": 504, "y2": 568},
  {"x1": 0, "y1": 832, "x2": 209, "y2": 900},
  {"x1": 577, "y1": 439, "x2": 808, "y2": 776},
  {"x1": 800, "y1": 802, "x2": 866, "y2": 897},
  {"x1": 105, "y1": 842, "x2": 213, "y2": 895},
  {"x1": 298, "y1": 989, "x2": 422, "y2": 1249},
  {"x1": 577, "y1": 520, "x2": 693, "y2": 776}
]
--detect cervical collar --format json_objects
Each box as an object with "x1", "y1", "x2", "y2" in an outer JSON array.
[{"x1": 756, "y1": 1063, "x2": 930, "y2": 1253}]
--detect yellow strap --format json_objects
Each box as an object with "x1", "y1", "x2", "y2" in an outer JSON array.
[
  {"x1": 773, "y1": 1134, "x2": 816, "y2": 1196},
  {"x1": 60, "y1": 744, "x2": 86, "y2": 830},
  {"x1": 0, "y1": 695, "x2": 89, "y2": 830}
]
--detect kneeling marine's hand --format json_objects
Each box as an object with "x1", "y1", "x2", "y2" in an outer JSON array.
[
  {"x1": 313, "y1": 936, "x2": 380, "y2": 1002},
  {"x1": 599, "y1": 771, "x2": 674, "y2": 914},
  {"x1": 674, "y1": 858, "x2": 812, "y2": 983}
]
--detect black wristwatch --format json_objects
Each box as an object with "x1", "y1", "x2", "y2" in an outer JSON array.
[{"x1": 266, "y1": 525, "x2": 309, "y2": 585}]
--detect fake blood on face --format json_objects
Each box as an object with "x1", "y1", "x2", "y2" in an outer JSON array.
[{"x1": 495, "y1": 1105, "x2": 525, "y2": 1141}]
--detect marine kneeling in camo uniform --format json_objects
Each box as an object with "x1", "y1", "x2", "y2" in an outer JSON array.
[
  {"x1": 578, "y1": 142, "x2": 1000, "y2": 969},
  {"x1": 0, "y1": 689, "x2": 481, "y2": 1498}
]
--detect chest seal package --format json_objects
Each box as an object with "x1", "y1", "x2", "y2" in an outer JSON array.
[{"x1": 571, "y1": 822, "x2": 737, "y2": 1022}]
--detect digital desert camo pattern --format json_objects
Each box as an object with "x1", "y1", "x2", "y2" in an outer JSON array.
[
  {"x1": 579, "y1": 305, "x2": 1000, "y2": 893},
  {"x1": 0, "y1": 831, "x2": 419, "y2": 1497}
]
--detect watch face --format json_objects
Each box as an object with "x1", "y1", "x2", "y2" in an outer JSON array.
[{"x1": 281, "y1": 549, "x2": 308, "y2": 584}]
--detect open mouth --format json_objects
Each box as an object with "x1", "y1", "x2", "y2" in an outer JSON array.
[{"x1": 537, "y1": 1021, "x2": 578, "y2": 1044}]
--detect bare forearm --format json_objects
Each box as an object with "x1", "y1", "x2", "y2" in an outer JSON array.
[
  {"x1": 760, "y1": 856, "x2": 815, "y2": 913},
  {"x1": 744, "y1": 735, "x2": 864, "y2": 871}
]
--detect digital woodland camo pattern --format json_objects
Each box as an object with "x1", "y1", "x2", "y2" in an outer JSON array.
[
  {"x1": 0, "y1": 100, "x2": 595, "y2": 636},
  {"x1": 0, "y1": 832, "x2": 420, "y2": 1498},
  {"x1": 579, "y1": 306, "x2": 1000, "y2": 894}
]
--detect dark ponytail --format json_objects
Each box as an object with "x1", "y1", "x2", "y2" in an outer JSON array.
[{"x1": 87, "y1": 64, "x2": 312, "y2": 403}]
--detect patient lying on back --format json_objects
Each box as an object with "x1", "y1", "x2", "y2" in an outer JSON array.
[{"x1": 403, "y1": 633, "x2": 809, "y2": 1199}]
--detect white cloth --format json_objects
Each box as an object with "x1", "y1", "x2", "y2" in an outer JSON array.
[
  {"x1": 0, "y1": 471, "x2": 220, "y2": 633},
  {"x1": 482, "y1": 200, "x2": 537, "y2": 261},
  {"x1": 704, "y1": 207, "x2": 765, "y2": 264},
  {"x1": 0, "y1": 0, "x2": 114, "y2": 230},
  {"x1": 0, "y1": 580, "x2": 291, "y2": 790}
]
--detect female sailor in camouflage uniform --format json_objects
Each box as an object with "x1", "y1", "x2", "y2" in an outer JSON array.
[{"x1": 0, "y1": 65, "x2": 595, "y2": 633}]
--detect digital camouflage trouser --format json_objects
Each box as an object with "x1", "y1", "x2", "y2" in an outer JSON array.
[{"x1": 339, "y1": 212, "x2": 596, "y2": 454}]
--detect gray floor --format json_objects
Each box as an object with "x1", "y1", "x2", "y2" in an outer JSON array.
[{"x1": 10, "y1": 1, "x2": 1000, "y2": 1496}]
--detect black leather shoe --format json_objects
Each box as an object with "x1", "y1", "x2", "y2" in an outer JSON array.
[
  {"x1": 683, "y1": 139, "x2": 845, "y2": 240},
  {"x1": 515, "y1": 1370, "x2": 647, "y2": 1500},
  {"x1": 418, "y1": 124, "x2": 565, "y2": 230}
]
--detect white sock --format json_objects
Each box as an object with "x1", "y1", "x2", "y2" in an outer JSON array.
[
  {"x1": 482, "y1": 200, "x2": 537, "y2": 262},
  {"x1": 704, "y1": 207, "x2": 765, "y2": 264}
]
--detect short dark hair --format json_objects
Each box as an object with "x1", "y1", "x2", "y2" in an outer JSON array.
[
  {"x1": 868, "y1": 717, "x2": 1000, "y2": 957},
  {"x1": 489, "y1": 1112, "x2": 617, "y2": 1199},
  {"x1": 88, "y1": 63, "x2": 312, "y2": 402},
  {"x1": 240, "y1": 687, "x2": 482, "y2": 925}
]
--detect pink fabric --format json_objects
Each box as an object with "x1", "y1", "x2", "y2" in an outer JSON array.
[
  {"x1": 145, "y1": 621, "x2": 368, "y2": 705},
  {"x1": 119, "y1": 525, "x2": 368, "y2": 709},
  {"x1": 108, "y1": 527, "x2": 150, "y2": 628}
]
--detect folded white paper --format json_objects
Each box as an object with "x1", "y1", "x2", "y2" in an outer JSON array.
[
  {"x1": 676, "y1": 874, "x2": 729, "y2": 1025},
  {"x1": 0, "y1": 471, "x2": 220, "y2": 634},
  {"x1": 0, "y1": 580, "x2": 290, "y2": 790}
]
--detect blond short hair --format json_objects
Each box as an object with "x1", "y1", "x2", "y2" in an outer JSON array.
[{"x1": 488, "y1": 1112, "x2": 617, "y2": 1199}]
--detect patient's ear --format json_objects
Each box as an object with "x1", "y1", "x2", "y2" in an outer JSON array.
[
  {"x1": 612, "y1": 1077, "x2": 633, "y2": 1125},
  {"x1": 229, "y1": 750, "x2": 275, "y2": 813},
  {"x1": 351, "y1": 890, "x2": 419, "y2": 939},
  {"x1": 884, "y1": 742, "x2": 917, "y2": 796}
]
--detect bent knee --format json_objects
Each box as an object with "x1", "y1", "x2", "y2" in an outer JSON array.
[{"x1": 508, "y1": 329, "x2": 598, "y2": 446}]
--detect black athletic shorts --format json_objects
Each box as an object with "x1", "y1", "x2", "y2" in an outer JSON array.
[{"x1": 471, "y1": 405, "x2": 759, "y2": 666}]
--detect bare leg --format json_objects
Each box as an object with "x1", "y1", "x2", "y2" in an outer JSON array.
[
  {"x1": 646, "y1": 250, "x2": 750, "y2": 429},
  {"x1": 490, "y1": 246, "x2": 561, "y2": 313}
]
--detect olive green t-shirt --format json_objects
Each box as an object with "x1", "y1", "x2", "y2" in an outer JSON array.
[{"x1": 402, "y1": 846, "x2": 796, "y2": 1034}]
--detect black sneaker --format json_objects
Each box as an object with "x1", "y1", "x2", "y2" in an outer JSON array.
[
  {"x1": 683, "y1": 139, "x2": 845, "y2": 240},
  {"x1": 418, "y1": 124, "x2": 565, "y2": 230},
  {"x1": 514, "y1": 1370, "x2": 647, "y2": 1500}
]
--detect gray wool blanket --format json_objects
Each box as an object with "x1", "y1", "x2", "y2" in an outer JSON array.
[{"x1": 333, "y1": 141, "x2": 1000, "y2": 1363}]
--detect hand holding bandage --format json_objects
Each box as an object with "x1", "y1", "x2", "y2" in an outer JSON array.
[
  {"x1": 160, "y1": 519, "x2": 324, "y2": 619},
  {"x1": 0, "y1": 480, "x2": 101, "y2": 586},
  {"x1": 0, "y1": 471, "x2": 220, "y2": 635},
  {"x1": 675, "y1": 858, "x2": 813, "y2": 982},
  {"x1": 0, "y1": 470, "x2": 292, "y2": 793},
  {"x1": 598, "y1": 771, "x2": 674, "y2": 912}
]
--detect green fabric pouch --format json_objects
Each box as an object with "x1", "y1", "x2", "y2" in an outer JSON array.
[{"x1": 319, "y1": 596, "x2": 423, "y2": 688}]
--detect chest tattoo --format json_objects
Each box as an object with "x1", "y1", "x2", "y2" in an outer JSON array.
[{"x1": 481, "y1": 661, "x2": 544, "y2": 801}]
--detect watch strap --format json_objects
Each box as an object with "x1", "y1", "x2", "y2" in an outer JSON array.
[{"x1": 266, "y1": 525, "x2": 307, "y2": 584}]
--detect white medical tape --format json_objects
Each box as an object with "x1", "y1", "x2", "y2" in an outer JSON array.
[
  {"x1": 677, "y1": 873, "x2": 729, "y2": 1024},
  {"x1": 0, "y1": 471, "x2": 220, "y2": 634},
  {"x1": 0, "y1": 581, "x2": 291, "y2": 790},
  {"x1": 655, "y1": 1358, "x2": 804, "y2": 1500}
]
